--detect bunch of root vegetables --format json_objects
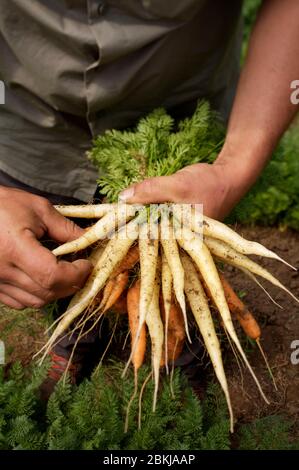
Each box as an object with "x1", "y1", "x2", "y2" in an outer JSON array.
[{"x1": 37, "y1": 202, "x2": 298, "y2": 433}]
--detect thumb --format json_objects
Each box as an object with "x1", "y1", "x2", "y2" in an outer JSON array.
[
  {"x1": 119, "y1": 175, "x2": 181, "y2": 204},
  {"x1": 42, "y1": 205, "x2": 86, "y2": 243}
]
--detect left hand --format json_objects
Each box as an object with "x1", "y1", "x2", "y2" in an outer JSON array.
[{"x1": 119, "y1": 162, "x2": 237, "y2": 220}]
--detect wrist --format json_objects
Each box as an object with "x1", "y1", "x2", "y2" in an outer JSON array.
[{"x1": 214, "y1": 132, "x2": 271, "y2": 197}]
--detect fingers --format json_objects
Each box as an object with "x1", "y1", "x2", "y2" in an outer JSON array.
[
  {"x1": 119, "y1": 174, "x2": 188, "y2": 204},
  {"x1": 118, "y1": 164, "x2": 230, "y2": 219},
  {"x1": 0, "y1": 267, "x2": 58, "y2": 304},
  {"x1": 0, "y1": 283, "x2": 45, "y2": 309},
  {"x1": 38, "y1": 200, "x2": 86, "y2": 243},
  {"x1": 0, "y1": 257, "x2": 92, "y2": 309},
  {"x1": 0, "y1": 191, "x2": 93, "y2": 310},
  {"x1": 11, "y1": 231, "x2": 92, "y2": 299},
  {"x1": 0, "y1": 292, "x2": 24, "y2": 310}
]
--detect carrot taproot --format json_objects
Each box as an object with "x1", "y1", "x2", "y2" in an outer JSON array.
[
  {"x1": 204, "y1": 236, "x2": 299, "y2": 304},
  {"x1": 99, "y1": 277, "x2": 116, "y2": 310},
  {"x1": 145, "y1": 266, "x2": 163, "y2": 412},
  {"x1": 38, "y1": 214, "x2": 144, "y2": 362},
  {"x1": 102, "y1": 271, "x2": 129, "y2": 313},
  {"x1": 160, "y1": 297, "x2": 185, "y2": 367},
  {"x1": 112, "y1": 292, "x2": 128, "y2": 315},
  {"x1": 175, "y1": 224, "x2": 269, "y2": 404},
  {"x1": 112, "y1": 245, "x2": 139, "y2": 277},
  {"x1": 160, "y1": 213, "x2": 190, "y2": 342},
  {"x1": 123, "y1": 221, "x2": 159, "y2": 377},
  {"x1": 180, "y1": 251, "x2": 234, "y2": 433},
  {"x1": 161, "y1": 251, "x2": 172, "y2": 372},
  {"x1": 54, "y1": 203, "x2": 114, "y2": 218},
  {"x1": 188, "y1": 208, "x2": 295, "y2": 270},
  {"x1": 219, "y1": 273, "x2": 261, "y2": 341},
  {"x1": 53, "y1": 204, "x2": 136, "y2": 256},
  {"x1": 125, "y1": 279, "x2": 147, "y2": 433},
  {"x1": 99, "y1": 245, "x2": 139, "y2": 310},
  {"x1": 219, "y1": 272, "x2": 277, "y2": 390},
  {"x1": 127, "y1": 280, "x2": 147, "y2": 372}
]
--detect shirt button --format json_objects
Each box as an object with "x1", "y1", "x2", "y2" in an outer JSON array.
[{"x1": 98, "y1": 1, "x2": 107, "y2": 15}]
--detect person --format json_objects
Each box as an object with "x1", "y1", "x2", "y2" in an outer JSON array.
[{"x1": 0, "y1": 1, "x2": 298, "y2": 391}]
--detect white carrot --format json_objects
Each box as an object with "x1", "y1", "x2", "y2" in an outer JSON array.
[
  {"x1": 139, "y1": 220, "x2": 159, "y2": 317},
  {"x1": 204, "y1": 236, "x2": 299, "y2": 304},
  {"x1": 54, "y1": 203, "x2": 115, "y2": 218},
  {"x1": 188, "y1": 208, "x2": 295, "y2": 270},
  {"x1": 203, "y1": 216, "x2": 296, "y2": 270},
  {"x1": 123, "y1": 220, "x2": 159, "y2": 376},
  {"x1": 160, "y1": 213, "x2": 191, "y2": 342},
  {"x1": 161, "y1": 251, "x2": 172, "y2": 373},
  {"x1": 239, "y1": 267, "x2": 283, "y2": 309},
  {"x1": 175, "y1": 225, "x2": 269, "y2": 404},
  {"x1": 88, "y1": 243, "x2": 107, "y2": 266},
  {"x1": 67, "y1": 244, "x2": 107, "y2": 311},
  {"x1": 39, "y1": 215, "x2": 143, "y2": 361},
  {"x1": 181, "y1": 252, "x2": 234, "y2": 433},
  {"x1": 53, "y1": 204, "x2": 137, "y2": 256},
  {"x1": 145, "y1": 267, "x2": 163, "y2": 412}
]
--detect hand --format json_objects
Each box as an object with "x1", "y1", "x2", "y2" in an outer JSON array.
[
  {"x1": 0, "y1": 187, "x2": 92, "y2": 309},
  {"x1": 119, "y1": 161, "x2": 239, "y2": 220}
]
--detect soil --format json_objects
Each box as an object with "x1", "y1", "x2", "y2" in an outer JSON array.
[
  {"x1": 0, "y1": 307, "x2": 45, "y2": 368},
  {"x1": 222, "y1": 226, "x2": 299, "y2": 435},
  {"x1": 0, "y1": 225, "x2": 298, "y2": 436}
]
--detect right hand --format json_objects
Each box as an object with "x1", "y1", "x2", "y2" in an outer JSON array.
[{"x1": 0, "y1": 186, "x2": 92, "y2": 310}]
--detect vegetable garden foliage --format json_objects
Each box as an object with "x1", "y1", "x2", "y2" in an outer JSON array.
[
  {"x1": 229, "y1": 127, "x2": 299, "y2": 230},
  {"x1": 89, "y1": 101, "x2": 299, "y2": 230},
  {"x1": 88, "y1": 102, "x2": 224, "y2": 202},
  {"x1": 241, "y1": 0, "x2": 262, "y2": 61},
  {"x1": 1, "y1": 361, "x2": 297, "y2": 450},
  {"x1": 0, "y1": 361, "x2": 231, "y2": 450}
]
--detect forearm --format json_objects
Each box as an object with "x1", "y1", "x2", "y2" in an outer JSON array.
[{"x1": 216, "y1": 0, "x2": 299, "y2": 203}]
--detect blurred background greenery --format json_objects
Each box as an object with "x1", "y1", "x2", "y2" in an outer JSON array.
[{"x1": 229, "y1": 0, "x2": 299, "y2": 230}]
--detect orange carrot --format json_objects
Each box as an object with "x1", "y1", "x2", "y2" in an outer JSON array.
[
  {"x1": 100, "y1": 245, "x2": 139, "y2": 312},
  {"x1": 102, "y1": 271, "x2": 129, "y2": 313},
  {"x1": 99, "y1": 277, "x2": 116, "y2": 310},
  {"x1": 219, "y1": 273, "x2": 261, "y2": 340},
  {"x1": 127, "y1": 280, "x2": 146, "y2": 371},
  {"x1": 125, "y1": 279, "x2": 147, "y2": 433},
  {"x1": 219, "y1": 272, "x2": 277, "y2": 389},
  {"x1": 113, "y1": 245, "x2": 139, "y2": 277},
  {"x1": 160, "y1": 296, "x2": 185, "y2": 367},
  {"x1": 195, "y1": 268, "x2": 260, "y2": 340},
  {"x1": 112, "y1": 292, "x2": 128, "y2": 315}
]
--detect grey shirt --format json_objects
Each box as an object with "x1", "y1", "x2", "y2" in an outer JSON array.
[{"x1": 0, "y1": 0, "x2": 243, "y2": 201}]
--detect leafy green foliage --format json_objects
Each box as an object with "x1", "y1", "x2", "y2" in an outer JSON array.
[
  {"x1": 238, "y1": 415, "x2": 299, "y2": 450},
  {"x1": 242, "y1": 0, "x2": 262, "y2": 61},
  {"x1": 0, "y1": 360, "x2": 233, "y2": 450},
  {"x1": 89, "y1": 97, "x2": 299, "y2": 229},
  {"x1": 0, "y1": 360, "x2": 49, "y2": 450},
  {"x1": 88, "y1": 102, "x2": 224, "y2": 202},
  {"x1": 229, "y1": 126, "x2": 299, "y2": 229},
  {"x1": 1, "y1": 361, "x2": 298, "y2": 450}
]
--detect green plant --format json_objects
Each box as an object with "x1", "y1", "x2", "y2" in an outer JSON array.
[
  {"x1": 88, "y1": 102, "x2": 224, "y2": 202},
  {"x1": 89, "y1": 98, "x2": 299, "y2": 230},
  {"x1": 229, "y1": 125, "x2": 299, "y2": 229},
  {"x1": 1, "y1": 360, "x2": 298, "y2": 450},
  {"x1": 237, "y1": 415, "x2": 299, "y2": 450},
  {"x1": 242, "y1": 0, "x2": 262, "y2": 61},
  {"x1": 0, "y1": 360, "x2": 232, "y2": 450}
]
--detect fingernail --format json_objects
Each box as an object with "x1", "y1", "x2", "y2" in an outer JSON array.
[{"x1": 119, "y1": 187, "x2": 135, "y2": 202}]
